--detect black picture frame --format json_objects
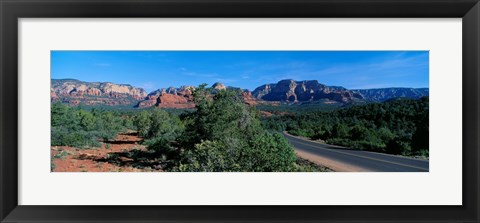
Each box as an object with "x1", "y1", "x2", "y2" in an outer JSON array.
[{"x1": 1, "y1": 0, "x2": 479, "y2": 222}]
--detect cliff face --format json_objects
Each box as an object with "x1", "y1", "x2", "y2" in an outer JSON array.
[
  {"x1": 242, "y1": 90, "x2": 257, "y2": 105},
  {"x1": 51, "y1": 79, "x2": 147, "y2": 106},
  {"x1": 136, "y1": 86, "x2": 196, "y2": 109},
  {"x1": 252, "y1": 79, "x2": 364, "y2": 103}
]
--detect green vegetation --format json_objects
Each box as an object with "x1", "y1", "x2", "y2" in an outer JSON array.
[
  {"x1": 51, "y1": 102, "x2": 132, "y2": 148},
  {"x1": 132, "y1": 85, "x2": 297, "y2": 172},
  {"x1": 256, "y1": 100, "x2": 345, "y2": 114},
  {"x1": 51, "y1": 85, "x2": 429, "y2": 171},
  {"x1": 53, "y1": 150, "x2": 70, "y2": 160},
  {"x1": 133, "y1": 108, "x2": 184, "y2": 156},
  {"x1": 262, "y1": 97, "x2": 429, "y2": 157},
  {"x1": 52, "y1": 85, "x2": 300, "y2": 171}
]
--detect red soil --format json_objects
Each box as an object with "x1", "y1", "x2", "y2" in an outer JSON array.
[{"x1": 51, "y1": 132, "x2": 161, "y2": 172}]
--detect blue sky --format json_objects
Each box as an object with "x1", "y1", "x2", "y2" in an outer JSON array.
[{"x1": 51, "y1": 51, "x2": 429, "y2": 92}]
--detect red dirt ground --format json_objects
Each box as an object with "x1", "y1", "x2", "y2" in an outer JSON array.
[{"x1": 51, "y1": 132, "x2": 161, "y2": 172}]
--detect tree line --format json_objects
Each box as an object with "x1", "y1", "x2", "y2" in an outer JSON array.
[{"x1": 261, "y1": 97, "x2": 429, "y2": 157}]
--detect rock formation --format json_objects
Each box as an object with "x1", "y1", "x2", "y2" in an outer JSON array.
[
  {"x1": 136, "y1": 86, "x2": 196, "y2": 109},
  {"x1": 52, "y1": 78, "x2": 429, "y2": 109},
  {"x1": 51, "y1": 79, "x2": 148, "y2": 106},
  {"x1": 252, "y1": 79, "x2": 364, "y2": 103}
]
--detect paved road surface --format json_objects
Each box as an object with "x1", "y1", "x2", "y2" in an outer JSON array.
[{"x1": 284, "y1": 133, "x2": 429, "y2": 172}]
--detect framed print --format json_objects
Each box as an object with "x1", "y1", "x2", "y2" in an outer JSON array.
[{"x1": 1, "y1": 0, "x2": 479, "y2": 222}]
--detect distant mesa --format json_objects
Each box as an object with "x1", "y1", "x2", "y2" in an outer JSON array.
[
  {"x1": 252, "y1": 79, "x2": 428, "y2": 103},
  {"x1": 51, "y1": 79, "x2": 147, "y2": 106},
  {"x1": 51, "y1": 78, "x2": 429, "y2": 108}
]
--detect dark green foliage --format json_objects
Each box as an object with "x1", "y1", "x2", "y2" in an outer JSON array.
[
  {"x1": 178, "y1": 140, "x2": 232, "y2": 171},
  {"x1": 262, "y1": 97, "x2": 429, "y2": 157},
  {"x1": 133, "y1": 108, "x2": 185, "y2": 156},
  {"x1": 54, "y1": 84, "x2": 426, "y2": 171},
  {"x1": 133, "y1": 111, "x2": 153, "y2": 138},
  {"x1": 51, "y1": 102, "x2": 128, "y2": 148},
  {"x1": 52, "y1": 87, "x2": 299, "y2": 171},
  {"x1": 148, "y1": 109, "x2": 184, "y2": 140},
  {"x1": 176, "y1": 86, "x2": 297, "y2": 172},
  {"x1": 256, "y1": 101, "x2": 343, "y2": 114},
  {"x1": 244, "y1": 132, "x2": 296, "y2": 171}
]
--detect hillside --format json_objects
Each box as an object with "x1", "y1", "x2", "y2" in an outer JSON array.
[{"x1": 352, "y1": 88, "x2": 429, "y2": 102}]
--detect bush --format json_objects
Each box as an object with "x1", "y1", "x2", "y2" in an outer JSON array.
[
  {"x1": 176, "y1": 86, "x2": 297, "y2": 172},
  {"x1": 178, "y1": 140, "x2": 232, "y2": 172},
  {"x1": 133, "y1": 108, "x2": 185, "y2": 155},
  {"x1": 133, "y1": 110, "x2": 152, "y2": 138},
  {"x1": 244, "y1": 132, "x2": 296, "y2": 172}
]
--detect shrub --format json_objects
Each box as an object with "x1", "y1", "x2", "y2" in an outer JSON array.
[
  {"x1": 51, "y1": 102, "x2": 131, "y2": 148},
  {"x1": 176, "y1": 86, "x2": 297, "y2": 172},
  {"x1": 133, "y1": 110, "x2": 152, "y2": 138}
]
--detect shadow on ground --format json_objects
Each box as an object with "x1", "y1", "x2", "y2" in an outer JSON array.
[{"x1": 77, "y1": 149, "x2": 175, "y2": 171}]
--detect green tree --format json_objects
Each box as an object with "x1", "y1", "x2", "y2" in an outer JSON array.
[
  {"x1": 78, "y1": 110, "x2": 96, "y2": 131},
  {"x1": 275, "y1": 97, "x2": 429, "y2": 156},
  {"x1": 148, "y1": 108, "x2": 183, "y2": 139},
  {"x1": 177, "y1": 86, "x2": 297, "y2": 172},
  {"x1": 244, "y1": 132, "x2": 296, "y2": 172},
  {"x1": 133, "y1": 110, "x2": 152, "y2": 138},
  {"x1": 143, "y1": 108, "x2": 185, "y2": 154},
  {"x1": 332, "y1": 123, "x2": 349, "y2": 138}
]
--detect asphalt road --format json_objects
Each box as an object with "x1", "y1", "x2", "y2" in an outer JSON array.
[{"x1": 284, "y1": 133, "x2": 429, "y2": 172}]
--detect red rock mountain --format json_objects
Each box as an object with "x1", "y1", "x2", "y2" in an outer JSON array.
[
  {"x1": 52, "y1": 79, "x2": 429, "y2": 108},
  {"x1": 137, "y1": 86, "x2": 195, "y2": 109}
]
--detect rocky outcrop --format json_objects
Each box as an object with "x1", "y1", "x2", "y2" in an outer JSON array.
[
  {"x1": 51, "y1": 79, "x2": 147, "y2": 106},
  {"x1": 212, "y1": 82, "x2": 227, "y2": 91},
  {"x1": 136, "y1": 85, "x2": 196, "y2": 109},
  {"x1": 177, "y1": 86, "x2": 195, "y2": 100},
  {"x1": 252, "y1": 79, "x2": 364, "y2": 103},
  {"x1": 136, "y1": 99, "x2": 157, "y2": 108},
  {"x1": 242, "y1": 90, "x2": 258, "y2": 105},
  {"x1": 158, "y1": 93, "x2": 188, "y2": 104},
  {"x1": 50, "y1": 88, "x2": 58, "y2": 100},
  {"x1": 157, "y1": 93, "x2": 195, "y2": 109}
]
